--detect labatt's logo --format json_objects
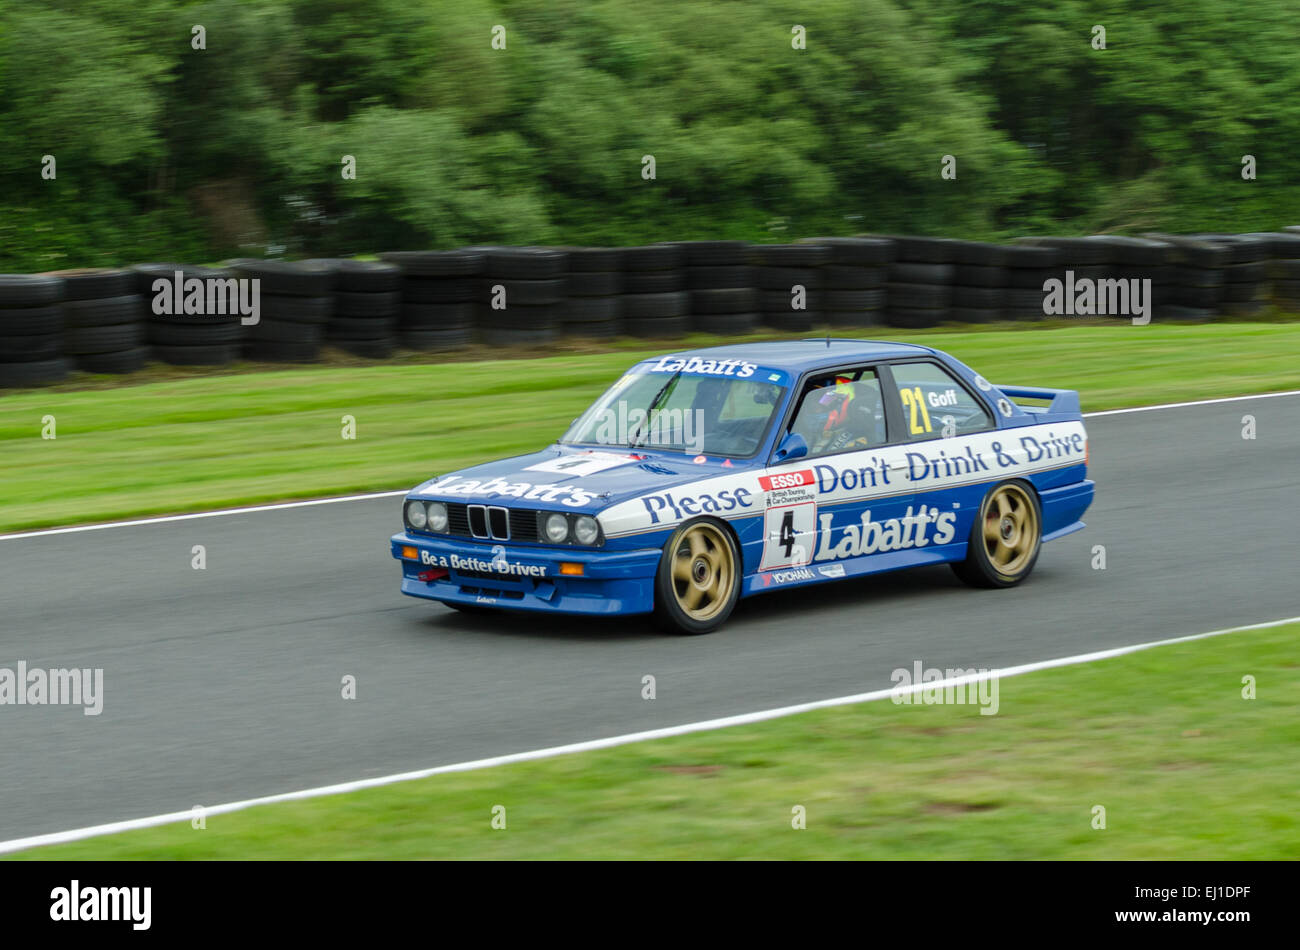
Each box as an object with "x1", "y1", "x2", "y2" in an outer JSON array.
[
  {"x1": 814, "y1": 505, "x2": 958, "y2": 561},
  {"x1": 431, "y1": 475, "x2": 597, "y2": 507},
  {"x1": 650, "y1": 355, "x2": 756, "y2": 378}
]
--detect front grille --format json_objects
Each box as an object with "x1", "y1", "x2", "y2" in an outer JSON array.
[{"x1": 440, "y1": 502, "x2": 539, "y2": 543}]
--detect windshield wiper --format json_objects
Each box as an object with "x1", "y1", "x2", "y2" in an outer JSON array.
[{"x1": 629, "y1": 371, "x2": 680, "y2": 449}]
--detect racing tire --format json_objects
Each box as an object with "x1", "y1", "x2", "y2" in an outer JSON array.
[
  {"x1": 335, "y1": 290, "x2": 401, "y2": 317},
  {"x1": 225, "y1": 260, "x2": 338, "y2": 296},
  {"x1": 402, "y1": 277, "x2": 479, "y2": 304},
  {"x1": 0, "y1": 275, "x2": 65, "y2": 307},
  {"x1": 333, "y1": 260, "x2": 402, "y2": 293},
  {"x1": 625, "y1": 315, "x2": 691, "y2": 337},
  {"x1": 380, "y1": 250, "x2": 486, "y2": 278},
  {"x1": 821, "y1": 265, "x2": 888, "y2": 289},
  {"x1": 0, "y1": 305, "x2": 63, "y2": 335},
  {"x1": 0, "y1": 333, "x2": 62, "y2": 362},
  {"x1": 685, "y1": 266, "x2": 757, "y2": 289},
  {"x1": 44, "y1": 268, "x2": 135, "y2": 300},
  {"x1": 764, "y1": 310, "x2": 818, "y2": 331},
  {"x1": 76, "y1": 347, "x2": 150, "y2": 374},
  {"x1": 624, "y1": 245, "x2": 685, "y2": 271},
  {"x1": 147, "y1": 321, "x2": 244, "y2": 346},
  {"x1": 0, "y1": 358, "x2": 70, "y2": 388},
  {"x1": 797, "y1": 237, "x2": 895, "y2": 266},
  {"x1": 693, "y1": 311, "x2": 759, "y2": 334},
  {"x1": 567, "y1": 271, "x2": 622, "y2": 296},
  {"x1": 951, "y1": 481, "x2": 1042, "y2": 588},
  {"x1": 759, "y1": 267, "x2": 821, "y2": 291},
  {"x1": 153, "y1": 344, "x2": 239, "y2": 365},
  {"x1": 245, "y1": 340, "x2": 321, "y2": 362},
  {"x1": 623, "y1": 270, "x2": 685, "y2": 294},
  {"x1": 653, "y1": 518, "x2": 742, "y2": 635},
  {"x1": 753, "y1": 244, "x2": 833, "y2": 267}
]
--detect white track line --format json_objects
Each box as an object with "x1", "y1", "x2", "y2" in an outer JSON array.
[
  {"x1": 1084, "y1": 388, "x2": 1300, "y2": 418},
  {"x1": 3, "y1": 389, "x2": 1299, "y2": 542},
  {"x1": 0, "y1": 491, "x2": 408, "y2": 541},
  {"x1": 2, "y1": 612, "x2": 1296, "y2": 856}
]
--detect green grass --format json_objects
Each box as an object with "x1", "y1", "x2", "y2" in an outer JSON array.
[
  {"x1": 2, "y1": 322, "x2": 1298, "y2": 533},
  {"x1": 15, "y1": 622, "x2": 1298, "y2": 860}
]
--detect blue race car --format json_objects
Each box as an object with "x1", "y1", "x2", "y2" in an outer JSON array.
[{"x1": 391, "y1": 339, "x2": 1094, "y2": 634}]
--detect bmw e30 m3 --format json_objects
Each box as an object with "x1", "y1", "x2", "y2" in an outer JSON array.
[{"x1": 391, "y1": 339, "x2": 1094, "y2": 634}]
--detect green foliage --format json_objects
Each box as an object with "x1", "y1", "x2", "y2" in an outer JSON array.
[{"x1": 1, "y1": 0, "x2": 1298, "y2": 270}]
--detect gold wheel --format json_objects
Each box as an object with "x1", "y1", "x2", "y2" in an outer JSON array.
[
  {"x1": 982, "y1": 482, "x2": 1039, "y2": 575},
  {"x1": 669, "y1": 522, "x2": 734, "y2": 623}
]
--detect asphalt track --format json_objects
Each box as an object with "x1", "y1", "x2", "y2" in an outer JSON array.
[{"x1": 2, "y1": 393, "x2": 1298, "y2": 842}]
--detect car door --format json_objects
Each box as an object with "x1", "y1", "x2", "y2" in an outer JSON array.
[
  {"x1": 756, "y1": 363, "x2": 918, "y2": 578},
  {"x1": 879, "y1": 358, "x2": 999, "y2": 550}
]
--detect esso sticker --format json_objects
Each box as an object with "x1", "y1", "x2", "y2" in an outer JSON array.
[{"x1": 759, "y1": 469, "x2": 815, "y2": 492}]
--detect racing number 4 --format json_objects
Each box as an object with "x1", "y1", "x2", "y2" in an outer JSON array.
[
  {"x1": 760, "y1": 500, "x2": 816, "y2": 571},
  {"x1": 899, "y1": 386, "x2": 933, "y2": 435},
  {"x1": 779, "y1": 510, "x2": 795, "y2": 558}
]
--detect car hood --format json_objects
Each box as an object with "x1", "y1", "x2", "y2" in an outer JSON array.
[{"x1": 407, "y1": 445, "x2": 756, "y2": 513}]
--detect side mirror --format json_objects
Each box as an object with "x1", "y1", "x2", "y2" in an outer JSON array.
[{"x1": 773, "y1": 431, "x2": 808, "y2": 463}]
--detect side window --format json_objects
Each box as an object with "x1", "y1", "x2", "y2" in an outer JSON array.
[
  {"x1": 890, "y1": 361, "x2": 992, "y2": 440},
  {"x1": 788, "y1": 367, "x2": 886, "y2": 458}
]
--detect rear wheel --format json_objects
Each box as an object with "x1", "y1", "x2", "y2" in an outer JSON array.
[
  {"x1": 653, "y1": 519, "x2": 741, "y2": 634},
  {"x1": 951, "y1": 481, "x2": 1042, "y2": 588}
]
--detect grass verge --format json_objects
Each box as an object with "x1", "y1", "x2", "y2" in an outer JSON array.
[
  {"x1": 2, "y1": 322, "x2": 1298, "y2": 533},
  {"x1": 13, "y1": 621, "x2": 1298, "y2": 859}
]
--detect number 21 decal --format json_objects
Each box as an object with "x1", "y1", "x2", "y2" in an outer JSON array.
[{"x1": 899, "y1": 386, "x2": 933, "y2": 435}]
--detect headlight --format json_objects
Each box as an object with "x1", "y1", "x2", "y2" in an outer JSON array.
[
  {"x1": 543, "y1": 512, "x2": 570, "y2": 543},
  {"x1": 405, "y1": 500, "x2": 427, "y2": 529},
  {"x1": 573, "y1": 515, "x2": 600, "y2": 545},
  {"x1": 426, "y1": 501, "x2": 448, "y2": 533}
]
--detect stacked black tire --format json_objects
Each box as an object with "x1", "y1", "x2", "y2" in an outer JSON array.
[
  {"x1": 1257, "y1": 232, "x2": 1300, "y2": 311},
  {"x1": 880, "y1": 236, "x2": 954, "y2": 328},
  {"x1": 322, "y1": 260, "x2": 402, "y2": 358},
  {"x1": 797, "y1": 237, "x2": 891, "y2": 327},
  {"x1": 754, "y1": 244, "x2": 831, "y2": 331},
  {"x1": 1141, "y1": 234, "x2": 1231, "y2": 320},
  {"x1": 1084, "y1": 236, "x2": 1172, "y2": 320},
  {"x1": 133, "y1": 263, "x2": 243, "y2": 365},
  {"x1": 1188, "y1": 234, "x2": 1272, "y2": 317},
  {"x1": 676, "y1": 241, "x2": 759, "y2": 335},
  {"x1": 228, "y1": 260, "x2": 337, "y2": 362},
  {"x1": 621, "y1": 245, "x2": 690, "y2": 337},
  {"x1": 474, "y1": 247, "x2": 568, "y2": 346},
  {"x1": 380, "y1": 250, "x2": 484, "y2": 351},
  {"x1": 948, "y1": 243, "x2": 1012, "y2": 323},
  {"x1": 1003, "y1": 245, "x2": 1060, "y2": 319},
  {"x1": 48, "y1": 269, "x2": 146, "y2": 374},
  {"x1": 1016, "y1": 236, "x2": 1109, "y2": 310},
  {"x1": 561, "y1": 248, "x2": 623, "y2": 337},
  {"x1": 0, "y1": 275, "x2": 68, "y2": 387}
]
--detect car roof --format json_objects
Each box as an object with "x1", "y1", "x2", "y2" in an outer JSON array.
[{"x1": 647, "y1": 338, "x2": 938, "y2": 374}]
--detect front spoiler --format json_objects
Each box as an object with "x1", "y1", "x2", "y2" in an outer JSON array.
[{"x1": 390, "y1": 532, "x2": 662, "y2": 616}]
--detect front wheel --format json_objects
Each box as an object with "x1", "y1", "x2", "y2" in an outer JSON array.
[
  {"x1": 951, "y1": 480, "x2": 1042, "y2": 588},
  {"x1": 653, "y1": 519, "x2": 741, "y2": 635}
]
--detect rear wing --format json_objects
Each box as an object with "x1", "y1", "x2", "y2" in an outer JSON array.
[{"x1": 992, "y1": 384, "x2": 1082, "y2": 417}]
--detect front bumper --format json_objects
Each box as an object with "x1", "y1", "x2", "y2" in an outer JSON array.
[{"x1": 390, "y1": 532, "x2": 662, "y2": 616}]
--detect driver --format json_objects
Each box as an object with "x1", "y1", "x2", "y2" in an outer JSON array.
[{"x1": 807, "y1": 376, "x2": 875, "y2": 453}]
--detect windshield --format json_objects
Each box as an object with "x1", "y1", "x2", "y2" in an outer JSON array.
[{"x1": 561, "y1": 364, "x2": 789, "y2": 457}]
